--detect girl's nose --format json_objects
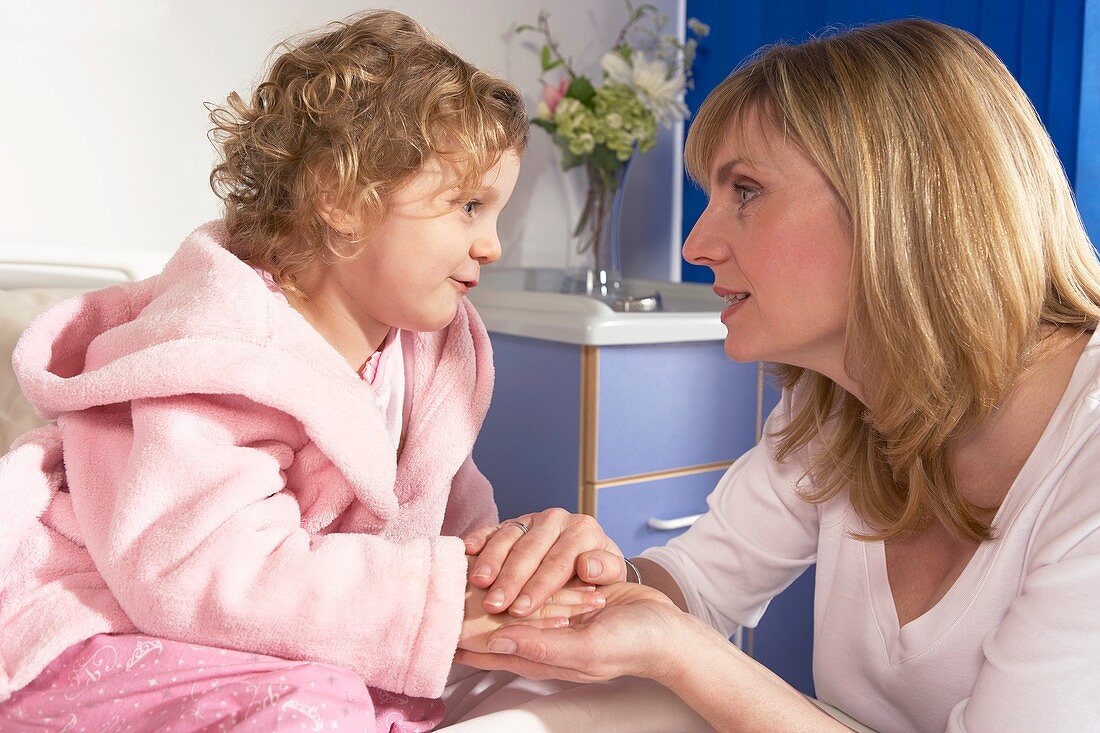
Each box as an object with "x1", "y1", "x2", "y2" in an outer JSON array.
[{"x1": 471, "y1": 230, "x2": 502, "y2": 265}]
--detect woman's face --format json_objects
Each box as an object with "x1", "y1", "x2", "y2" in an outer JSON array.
[{"x1": 683, "y1": 113, "x2": 854, "y2": 380}]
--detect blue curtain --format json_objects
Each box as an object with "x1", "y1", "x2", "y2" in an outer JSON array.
[
  {"x1": 682, "y1": 0, "x2": 1094, "y2": 282},
  {"x1": 1077, "y1": 0, "x2": 1100, "y2": 243}
]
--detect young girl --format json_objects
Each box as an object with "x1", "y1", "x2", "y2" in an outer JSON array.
[{"x1": 0, "y1": 10, "x2": 600, "y2": 732}]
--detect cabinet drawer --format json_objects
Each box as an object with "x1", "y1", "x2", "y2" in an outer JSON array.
[
  {"x1": 595, "y1": 467, "x2": 728, "y2": 558},
  {"x1": 596, "y1": 343, "x2": 758, "y2": 481},
  {"x1": 476, "y1": 334, "x2": 582, "y2": 521}
]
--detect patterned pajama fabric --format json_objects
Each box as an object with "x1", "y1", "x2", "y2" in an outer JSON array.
[{"x1": 0, "y1": 634, "x2": 443, "y2": 732}]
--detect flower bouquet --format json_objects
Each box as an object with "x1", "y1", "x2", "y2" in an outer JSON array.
[{"x1": 519, "y1": 3, "x2": 709, "y2": 299}]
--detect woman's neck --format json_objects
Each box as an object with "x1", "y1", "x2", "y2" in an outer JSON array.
[{"x1": 948, "y1": 327, "x2": 1090, "y2": 509}]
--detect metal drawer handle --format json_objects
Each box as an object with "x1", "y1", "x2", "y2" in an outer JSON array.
[{"x1": 646, "y1": 513, "x2": 703, "y2": 531}]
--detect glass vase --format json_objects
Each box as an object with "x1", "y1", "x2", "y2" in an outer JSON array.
[{"x1": 562, "y1": 156, "x2": 633, "y2": 301}]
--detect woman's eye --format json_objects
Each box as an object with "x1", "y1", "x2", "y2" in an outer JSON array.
[
  {"x1": 462, "y1": 200, "x2": 482, "y2": 217},
  {"x1": 732, "y1": 183, "x2": 759, "y2": 206}
]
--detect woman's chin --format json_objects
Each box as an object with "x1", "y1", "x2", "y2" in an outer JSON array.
[{"x1": 723, "y1": 335, "x2": 764, "y2": 364}]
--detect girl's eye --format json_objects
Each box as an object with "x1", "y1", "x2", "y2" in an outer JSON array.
[
  {"x1": 462, "y1": 200, "x2": 482, "y2": 217},
  {"x1": 732, "y1": 183, "x2": 759, "y2": 207}
]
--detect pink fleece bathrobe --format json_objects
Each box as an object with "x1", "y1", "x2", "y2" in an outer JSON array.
[{"x1": 0, "y1": 222, "x2": 498, "y2": 731}]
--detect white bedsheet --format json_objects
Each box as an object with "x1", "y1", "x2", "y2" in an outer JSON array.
[
  {"x1": 0, "y1": 288, "x2": 86, "y2": 450},
  {"x1": 438, "y1": 667, "x2": 877, "y2": 732}
]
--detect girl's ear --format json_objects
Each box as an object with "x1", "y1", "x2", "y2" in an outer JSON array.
[{"x1": 317, "y1": 192, "x2": 360, "y2": 239}]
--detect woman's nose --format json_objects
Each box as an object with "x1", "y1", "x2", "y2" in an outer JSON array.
[{"x1": 681, "y1": 208, "x2": 728, "y2": 267}]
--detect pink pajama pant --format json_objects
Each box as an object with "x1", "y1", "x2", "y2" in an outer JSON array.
[{"x1": 0, "y1": 634, "x2": 443, "y2": 732}]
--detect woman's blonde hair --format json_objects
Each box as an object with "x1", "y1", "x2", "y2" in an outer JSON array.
[
  {"x1": 208, "y1": 9, "x2": 527, "y2": 296},
  {"x1": 685, "y1": 19, "x2": 1100, "y2": 542}
]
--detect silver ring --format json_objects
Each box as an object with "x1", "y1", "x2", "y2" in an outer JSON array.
[{"x1": 503, "y1": 520, "x2": 530, "y2": 535}]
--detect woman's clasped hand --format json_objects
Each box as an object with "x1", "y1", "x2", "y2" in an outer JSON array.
[
  {"x1": 456, "y1": 581, "x2": 693, "y2": 684},
  {"x1": 458, "y1": 555, "x2": 609, "y2": 654},
  {"x1": 463, "y1": 508, "x2": 630, "y2": 617}
]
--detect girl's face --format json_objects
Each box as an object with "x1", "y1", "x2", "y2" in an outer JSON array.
[
  {"x1": 332, "y1": 150, "x2": 522, "y2": 334},
  {"x1": 683, "y1": 114, "x2": 853, "y2": 382}
]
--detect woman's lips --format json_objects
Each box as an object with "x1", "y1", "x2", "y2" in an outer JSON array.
[
  {"x1": 721, "y1": 294, "x2": 749, "y2": 320},
  {"x1": 714, "y1": 286, "x2": 750, "y2": 319}
]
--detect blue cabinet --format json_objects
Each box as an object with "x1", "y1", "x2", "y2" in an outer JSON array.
[
  {"x1": 594, "y1": 343, "x2": 759, "y2": 481},
  {"x1": 475, "y1": 334, "x2": 760, "y2": 524},
  {"x1": 596, "y1": 468, "x2": 728, "y2": 558},
  {"x1": 473, "y1": 331, "x2": 815, "y2": 695}
]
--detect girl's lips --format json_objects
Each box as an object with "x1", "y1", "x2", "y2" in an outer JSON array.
[{"x1": 450, "y1": 277, "x2": 477, "y2": 294}]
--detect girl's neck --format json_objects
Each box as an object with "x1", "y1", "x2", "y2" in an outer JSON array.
[{"x1": 287, "y1": 264, "x2": 390, "y2": 372}]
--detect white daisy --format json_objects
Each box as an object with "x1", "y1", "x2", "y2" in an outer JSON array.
[{"x1": 601, "y1": 51, "x2": 688, "y2": 126}]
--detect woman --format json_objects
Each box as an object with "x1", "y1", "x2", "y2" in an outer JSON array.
[{"x1": 456, "y1": 18, "x2": 1100, "y2": 733}]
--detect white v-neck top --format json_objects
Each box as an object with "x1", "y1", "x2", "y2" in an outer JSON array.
[{"x1": 643, "y1": 329, "x2": 1100, "y2": 733}]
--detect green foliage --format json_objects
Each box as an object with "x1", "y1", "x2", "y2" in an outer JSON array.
[
  {"x1": 540, "y1": 45, "x2": 563, "y2": 72},
  {"x1": 530, "y1": 118, "x2": 556, "y2": 133},
  {"x1": 558, "y1": 146, "x2": 583, "y2": 171},
  {"x1": 522, "y1": 0, "x2": 707, "y2": 177},
  {"x1": 566, "y1": 76, "x2": 597, "y2": 107}
]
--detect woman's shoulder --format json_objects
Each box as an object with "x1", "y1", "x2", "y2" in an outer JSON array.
[
  {"x1": 1012, "y1": 332, "x2": 1100, "y2": 564},
  {"x1": 1044, "y1": 327, "x2": 1100, "y2": 489}
]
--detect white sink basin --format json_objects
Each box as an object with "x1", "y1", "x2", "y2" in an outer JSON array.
[{"x1": 468, "y1": 268, "x2": 727, "y2": 346}]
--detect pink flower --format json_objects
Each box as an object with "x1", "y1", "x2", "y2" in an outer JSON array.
[{"x1": 542, "y1": 78, "x2": 570, "y2": 114}]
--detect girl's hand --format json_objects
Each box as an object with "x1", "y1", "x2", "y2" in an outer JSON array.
[
  {"x1": 459, "y1": 558, "x2": 605, "y2": 654},
  {"x1": 455, "y1": 581, "x2": 693, "y2": 685},
  {"x1": 463, "y1": 509, "x2": 626, "y2": 616}
]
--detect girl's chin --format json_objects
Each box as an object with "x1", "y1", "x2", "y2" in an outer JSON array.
[{"x1": 406, "y1": 305, "x2": 459, "y2": 333}]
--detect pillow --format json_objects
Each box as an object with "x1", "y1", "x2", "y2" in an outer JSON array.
[{"x1": 1, "y1": 288, "x2": 87, "y2": 451}]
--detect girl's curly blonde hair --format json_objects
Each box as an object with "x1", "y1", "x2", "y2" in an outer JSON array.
[{"x1": 208, "y1": 9, "x2": 528, "y2": 297}]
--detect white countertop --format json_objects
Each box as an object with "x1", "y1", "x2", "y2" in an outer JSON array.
[{"x1": 468, "y1": 269, "x2": 728, "y2": 346}]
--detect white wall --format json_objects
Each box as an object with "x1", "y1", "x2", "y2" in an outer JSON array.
[{"x1": 0, "y1": 0, "x2": 684, "y2": 279}]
